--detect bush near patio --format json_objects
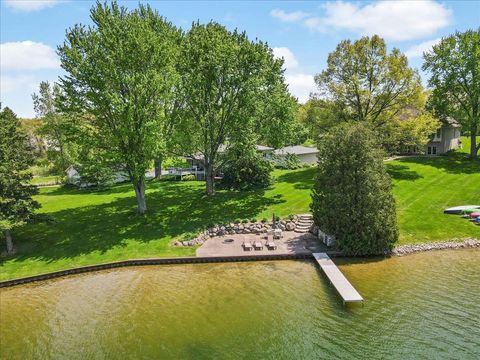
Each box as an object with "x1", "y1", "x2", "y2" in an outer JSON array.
[{"x1": 0, "y1": 138, "x2": 478, "y2": 280}]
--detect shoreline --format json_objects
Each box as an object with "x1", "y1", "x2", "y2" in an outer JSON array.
[
  {"x1": 392, "y1": 238, "x2": 480, "y2": 256},
  {"x1": 1, "y1": 239, "x2": 479, "y2": 288}
]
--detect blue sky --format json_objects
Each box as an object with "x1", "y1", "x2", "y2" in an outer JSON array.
[{"x1": 1, "y1": 0, "x2": 479, "y2": 118}]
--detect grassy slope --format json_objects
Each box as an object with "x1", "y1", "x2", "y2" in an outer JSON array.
[{"x1": 1, "y1": 140, "x2": 478, "y2": 280}]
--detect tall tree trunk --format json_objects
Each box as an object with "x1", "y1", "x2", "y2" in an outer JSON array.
[
  {"x1": 470, "y1": 127, "x2": 478, "y2": 159},
  {"x1": 4, "y1": 229, "x2": 14, "y2": 255},
  {"x1": 154, "y1": 155, "x2": 163, "y2": 179},
  {"x1": 133, "y1": 178, "x2": 147, "y2": 215},
  {"x1": 205, "y1": 162, "x2": 215, "y2": 196}
]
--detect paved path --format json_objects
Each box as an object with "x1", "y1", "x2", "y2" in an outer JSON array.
[{"x1": 313, "y1": 252, "x2": 363, "y2": 304}]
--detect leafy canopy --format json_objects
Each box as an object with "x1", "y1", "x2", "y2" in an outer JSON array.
[
  {"x1": 315, "y1": 35, "x2": 423, "y2": 126},
  {"x1": 57, "y1": 1, "x2": 182, "y2": 212},
  {"x1": 423, "y1": 29, "x2": 480, "y2": 158},
  {"x1": 176, "y1": 21, "x2": 294, "y2": 194}
]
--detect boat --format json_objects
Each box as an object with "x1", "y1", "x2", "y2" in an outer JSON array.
[
  {"x1": 462, "y1": 208, "x2": 480, "y2": 215},
  {"x1": 444, "y1": 205, "x2": 480, "y2": 214},
  {"x1": 469, "y1": 212, "x2": 480, "y2": 218}
]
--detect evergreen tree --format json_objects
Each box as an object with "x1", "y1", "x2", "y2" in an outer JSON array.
[
  {"x1": 311, "y1": 123, "x2": 398, "y2": 255},
  {"x1": 0, "y1": 107, "x2": 40, "y2": 254}
]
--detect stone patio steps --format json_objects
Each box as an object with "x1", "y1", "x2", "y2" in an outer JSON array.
[{"x1": 295, "y1": 214, "x2": 314, "y2": 233}]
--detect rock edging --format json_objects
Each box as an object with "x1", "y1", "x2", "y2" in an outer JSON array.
[
  {"x1": 392, "y1": 239, "x2": 480, "y2": 256},
  {"x1": 174, "y1": 215, "x2": 313, "y2": 247}
]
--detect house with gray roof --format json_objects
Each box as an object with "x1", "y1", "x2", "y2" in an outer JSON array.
[
  {"x1": 424, "y1": 116, "x2": 461, "y2": 155},
  {"x1": 273, "y1": 145, "x2": 319, "y2": 164}
]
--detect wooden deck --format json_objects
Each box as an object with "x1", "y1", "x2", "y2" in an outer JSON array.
[{"x1": 313, "y1": 252, "x2": 363, "y2": 304}]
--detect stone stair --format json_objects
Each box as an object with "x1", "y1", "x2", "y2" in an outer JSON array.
[{"x1": 294, "y1": 213, "x2": 314, "y2": 233}]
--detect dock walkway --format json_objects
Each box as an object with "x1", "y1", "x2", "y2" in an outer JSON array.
[{"x1": 313, "y1": 252, "x2": 363, "y2": 304}]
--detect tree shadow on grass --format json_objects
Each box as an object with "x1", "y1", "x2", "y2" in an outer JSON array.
[
  {"x1": 395, "y1": 152, "x2": 480, "y2": 175},
  {"x1": 275, "y1": 167, "x2": 316, "y2": 190},
  {"x1": 385, "y1": 164, "x2": 423, "y2": 181},
  {"x1": 40, "y1": 181, "x2": 137, "y2": 196},
  {"x1": 4, "y1": 182, "x2": 285, "y2": 264}
]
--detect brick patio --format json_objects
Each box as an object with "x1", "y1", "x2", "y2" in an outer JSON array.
[{"x1": 196, "y1": 231, "x2": 327, "y2": 257}]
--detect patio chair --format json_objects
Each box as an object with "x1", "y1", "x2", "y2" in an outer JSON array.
[
  {"x1": 243, "y1": 240, "x2": 253, "y2": 251},
  {"x1": 253, "y1": 240, "x2": 264, "y2": 250},
  {"x1": 265, "y1": 238, "x2": 277, "y2": 250},
  {"x1": 273, "y1": 229, "x2": 283, "y2": 239}
]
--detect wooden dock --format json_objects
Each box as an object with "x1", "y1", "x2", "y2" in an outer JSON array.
[{"x1": 313, "y1": 252, "x2": 363, "y2": 304}]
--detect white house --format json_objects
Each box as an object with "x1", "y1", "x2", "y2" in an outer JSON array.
[{"x1": 273, "y1": 145, "x2": 319, "y2": 164}]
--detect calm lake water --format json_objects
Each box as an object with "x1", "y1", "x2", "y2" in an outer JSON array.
[{"x1": 1, "y1": 249, "x2": 479, "y2": 359}]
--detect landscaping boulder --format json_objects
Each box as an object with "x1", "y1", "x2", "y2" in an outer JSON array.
[{"x1": 286, "y1": 222, "x2": 296, "y2": 231}]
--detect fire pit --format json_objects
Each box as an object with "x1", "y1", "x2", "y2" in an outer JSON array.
[{"x1": 223, "y1": 238, "x2": 235, "y2": 244}]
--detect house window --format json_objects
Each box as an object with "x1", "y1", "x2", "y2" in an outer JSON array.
[
  {"x1": 433, "y1": 128, "x2": 442, "y2": 141},
  {"x1": 427, "y1": 146, "x2": 432, "y2": 155},
  {"x1": 432, "y1": 146, "x2": 437, "y2": 155}
]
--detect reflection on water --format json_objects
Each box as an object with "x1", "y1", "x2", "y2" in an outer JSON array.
[{"x1": 1, "y1": 249, "x2": 479, "y2": 359}]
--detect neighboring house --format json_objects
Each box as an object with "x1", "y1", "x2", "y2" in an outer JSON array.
[
  {"x1": 65, "y1": 166, "x2": 130, "y2": 187},
  {"x1": 424, "y1": 116, "x2": 461, "y2": 155},
  {"x1": 273, "y1": 145, "x2": 319, "y2": 164},
  {"x1": 398, "y1": 106, "x2": 462, "y2": 155},
  {"x1": 186, "y1": 144, "x2": 274, "y2": 171}
]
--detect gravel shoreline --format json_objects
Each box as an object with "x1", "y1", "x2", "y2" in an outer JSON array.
[{"x1": 392, "y1": 239, "x2": 480, "y2": 256}]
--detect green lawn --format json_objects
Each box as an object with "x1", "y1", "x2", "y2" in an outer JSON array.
[
  {"x1": 1, "y1": 145, "x2": 478, "y2": 280},
  {"x1": 30, "y1": 175, "x2": 61, "y2": 185}
]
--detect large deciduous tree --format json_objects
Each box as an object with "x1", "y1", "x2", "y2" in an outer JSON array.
[
  {"x1": 176, "y1": 22, "x2": 293, "y2": 195},
  {"x1": 311, "y1": 123, "x2": 398, "y2": 256},
  {"x1": 0, "y1": 107, "x2": 40, "y2": 254},
  {"x1": 57, "y1": 1, "x2": 181, "y2": 214},
  {"x1": 315, "y1": 35, "x2": 423, "y2": 136},
  {"x1": 423, "y1": 29, "x2": 480, "y2": 159}
]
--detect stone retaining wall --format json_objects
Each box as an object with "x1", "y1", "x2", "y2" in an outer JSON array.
[
  {"x1": 0, "y1": 253, "x2": 313, "y2": 288},
  {"x1": 175, "y1": 216, "x2": 305, "y2": 247}
]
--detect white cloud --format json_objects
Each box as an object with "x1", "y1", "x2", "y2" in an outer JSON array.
[
  {"x1": 272, "y1": 47, "x2": 316, "y2": 103},
  {"x1": 0, "y1": 74, "x2": 37, "y2": 94},
  {"x1": 405, "y1": 38, "x2": 441, "y2": 58},
  {"x1": 272, "y1": 1, "x2": 452, "y2": 41},
  {"x1": 3, "y1": 0, "x2": 63, "y2": 12},
  {"x1": 0, "y1": 74, "x2": 39, "y2": 117},
  {"x1": 285, "y1": 73, "x2": 316, "y2": 103},
  {"x1": 270, "y1": 9, "x2": 310, "y2": 22},
  {"x1": 1, "y1": 41, "x2": 60, "y2": 70},
  {"x1": 272, "y1": 47, "x2": 299, "y2": 70}
]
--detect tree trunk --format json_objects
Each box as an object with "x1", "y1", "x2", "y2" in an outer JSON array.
[
  {"x1": 4, "y1": 229, "x2": 14, "y2": 255},
  {"x1": 154, "y1": 155, "x2": 163, "y2": 179},
  {"x1": 205, "y1": 162, "x2": 215, "y2": 196},
  {"x1": 470, "y1": 129, "x2": 478, "y2": 159},
  {"x1": 133, "y1": 178, "x2": 147, "y2": 215}
]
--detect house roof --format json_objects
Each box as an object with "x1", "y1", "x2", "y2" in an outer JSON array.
[
  {"x1": 441, "y1": 116, "x2": 461, "y2": 128},
  {"x1": 255, "y1": 145, "x2": 274, "y2": 151},
  {"x1": 274, "y1": 145, "x2": 319, "y2": 156},
  {"x1": 216, "y1": 144, "x2": 273, "y2": 153},
  {"x1": 398, "y1": 106, "x2": 460, "y2": 128}
]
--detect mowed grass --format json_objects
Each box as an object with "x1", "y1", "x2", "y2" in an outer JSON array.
[
  {"x1": 1, "y1": 140, "x2": 478, "y2": 280},
  {"x1": 0, "y1": 169, "x2": 314, "y2": 280}
]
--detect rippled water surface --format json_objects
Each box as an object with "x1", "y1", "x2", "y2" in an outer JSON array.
[{"x1": 1, "y1": 249, "x2": 479, "y2": 359}]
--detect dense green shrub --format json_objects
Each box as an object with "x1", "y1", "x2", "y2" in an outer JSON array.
[
  {"x1": 274, "y1": 153, "x2": 301, "y2": 169},
  {"x1": 219, "y1": 145, "x2": 272, "y2": 190},
  {"x1": 311, "y1": 123, "x2": 398, "y2": 255},
  {"x1": 181, "y1": 174, "x2": 195, "y2": 181}
]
